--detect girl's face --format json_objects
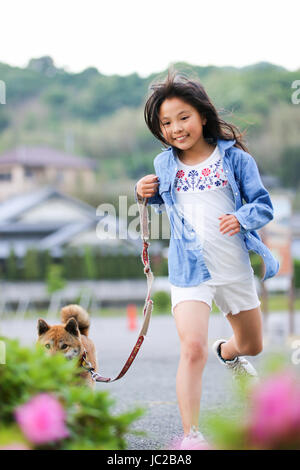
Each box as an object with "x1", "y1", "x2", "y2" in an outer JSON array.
[{"x1": 159, "y1": 97, "x2": 207, "y2": 151}]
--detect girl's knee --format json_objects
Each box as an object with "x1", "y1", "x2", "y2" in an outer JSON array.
[{"x1": 181, "y1": 340, "x2": 208, "y2": 364}]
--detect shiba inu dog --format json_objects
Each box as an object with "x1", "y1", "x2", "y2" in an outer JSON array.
[{"x1": 37, "y1": 304, "x2": 98, "y2": 387}]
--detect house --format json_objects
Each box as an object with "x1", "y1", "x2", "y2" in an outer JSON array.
[
  {"x1": 0, "y1": 186, "x2": 140, "y2": 260},
  {"x1": 292, "y1": 213, "x2": 300, "y2": 260},
  {"x1": 0, "y1": 146, "x2": 97, "y2": 201}
]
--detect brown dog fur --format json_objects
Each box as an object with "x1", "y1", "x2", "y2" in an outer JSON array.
[{"x1": 37, "y1": 304, "x2": 98, "y2": 387}]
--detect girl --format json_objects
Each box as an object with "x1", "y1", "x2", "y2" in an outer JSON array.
[{"x1": 135, "y1": 69, "x2": 279, "y2": 449}]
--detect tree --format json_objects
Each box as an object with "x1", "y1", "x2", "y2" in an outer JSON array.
[
  {"x1": 82, "y1": 246, "x2": 97, "y2": 279},
  {"x1": 6, "y1": 247, "x2": 18, "y2": 280},
  {"x1": 27, "y1": 56, "x2": 58, "y2": 77},
  {"x1": 23, "y1": 249, "x2": 40, "y2": 280},
  {"x1": 46, "y1": 264, "x2": 66, "y2": 294},
  {"x1": 279, "y1": 146, "x2": 300, "y2": 189}
]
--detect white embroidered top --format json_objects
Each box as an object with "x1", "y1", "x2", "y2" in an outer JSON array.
[{"x1": 174, "y1": 145, "x2": 254, "y2": 285}]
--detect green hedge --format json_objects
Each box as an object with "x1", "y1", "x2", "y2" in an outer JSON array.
[
  {"x1": 294, "y1": 259, "x2": 300, "y2": 289},
  {"x1": 2, "y1": 248, "x2": 299, "y2": 286},
  {"x1": 0, "y1": 247, "x2": 168, "y2": 281}
]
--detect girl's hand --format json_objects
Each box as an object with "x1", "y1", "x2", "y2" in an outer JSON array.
[
  {"x1": 136, "y1": 174, "x2": 159, "y2": 198},
  {"x1": 218, "y1": 214, "x2": 240, "y2": 236}
]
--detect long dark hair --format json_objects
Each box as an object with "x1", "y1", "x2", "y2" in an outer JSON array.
[{"x1": 144, "y1": 67, "x2": 248, "y2": 153}]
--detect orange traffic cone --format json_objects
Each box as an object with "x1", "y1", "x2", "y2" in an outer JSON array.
[{"x1": 127, "y1": 304, "x2": 137, "y2": 331}]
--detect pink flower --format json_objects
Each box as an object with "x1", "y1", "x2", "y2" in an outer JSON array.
[
  {"x1": 15, "y1": 394, "x2": 69, "y2": 445},
  {"x1": 248, "y1": 372, "x2": 300, "y2": 447}
]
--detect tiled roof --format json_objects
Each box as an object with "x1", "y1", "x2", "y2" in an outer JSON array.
[
  {"x1": 0, "y1": 186, "x2": 142, "y2": 257},
  {"x1": 0, "y1": 146, "x2": 97, "y2": 169},
  {"x1": 0, "y1": 186, "x2": 96, "y2": 223}
]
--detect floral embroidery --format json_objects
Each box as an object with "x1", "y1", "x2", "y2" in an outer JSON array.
[
  {"x1": 174, "y1": 157, "x2": 228, "y2": 192},
  {"x1": 176, "y1": 170, "x2": 185, "y2": 178},
  {"x1": 202, "y1": 168, "x2": 211, "y2": 177}
]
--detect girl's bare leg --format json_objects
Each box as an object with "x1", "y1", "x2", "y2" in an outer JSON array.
[
  {"x1": 173, "y1": 300, "x2": 210, "y2": 436},
  {"x1": 219, "y1": 306, "x2": 263, "y2": 361}
]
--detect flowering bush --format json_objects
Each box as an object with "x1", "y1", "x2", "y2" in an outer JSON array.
[
  {"x1": 167, "y1": 355, "x2": 300, "y2": 450},
  {"x1": 246, "y1": 372, "x2": 300, "y2": 449},
  {"x1": 202, "y1": 358, "x2": 300, "y2": 450},
  {"x1": 0, "y1": 337, "x2": 145, "y2": 450}
]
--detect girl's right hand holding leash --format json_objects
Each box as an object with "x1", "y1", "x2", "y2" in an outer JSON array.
[{"x1": 136, "y1": 174, "x2": 159, "y2": 198}]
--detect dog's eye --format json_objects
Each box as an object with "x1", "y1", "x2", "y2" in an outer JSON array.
[
  {"x1": 45, "y1": 344, "x2": 50, "y2": 349},
  {"x1": 61, "y1": 344, "x2": 68, "y2": 350}
]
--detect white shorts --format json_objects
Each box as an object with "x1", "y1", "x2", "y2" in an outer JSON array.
[{"x1": 170, "y1": 276, "x2": 261, "y2": 317}]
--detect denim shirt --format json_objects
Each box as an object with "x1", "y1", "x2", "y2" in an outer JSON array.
[{"x1": 135, "y1": 138, "x2": 279, "y2": 286}]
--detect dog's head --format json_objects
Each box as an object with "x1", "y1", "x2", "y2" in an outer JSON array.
[{"x1": 37, "y1": 317, "x2": 84, "y2": 360}]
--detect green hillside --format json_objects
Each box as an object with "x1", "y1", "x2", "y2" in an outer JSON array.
[{"x1": 0, "y1": 56, "x2": 299, "y2": 198}]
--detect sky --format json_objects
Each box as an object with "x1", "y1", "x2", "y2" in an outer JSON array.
[{"x1": 1, "y1": 0, "x2": 299, "y2": 77}]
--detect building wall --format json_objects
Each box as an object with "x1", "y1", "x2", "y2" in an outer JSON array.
[
  {"x1": 0, "y1": 165, "x2": 31, "y2": 201},
  {"x1": 0, "y1": 164, "x2": 95, "y2": 201}
]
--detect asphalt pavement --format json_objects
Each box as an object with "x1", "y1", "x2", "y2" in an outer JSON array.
[{"x1": 1, "y1": 312, "x2": 299, "y2": 450}]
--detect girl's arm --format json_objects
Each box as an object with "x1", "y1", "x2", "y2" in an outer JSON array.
[{"x1": 229, "y1": 152, "x2": 274, "y2": 232}]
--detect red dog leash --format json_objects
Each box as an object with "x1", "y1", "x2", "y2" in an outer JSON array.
[{"x1": 82, "y1": 195, "x2": 154, "y2": 383}]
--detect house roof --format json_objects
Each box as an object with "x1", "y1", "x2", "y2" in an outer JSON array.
[
  {"x1": 0, "y1": 186, "x2": 141, "y2": 257},
  {"x1": 37, "y1": 220, "x2": 96, "y2": 250},
  {"x1": 0, "y1": 146, "x2": 97, "y2": 170},
  {"x1": 0, "y1": 186, "x2": 96, "y2": 223}
]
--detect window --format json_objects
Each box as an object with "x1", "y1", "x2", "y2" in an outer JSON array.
[
  {"x1": 25, "y1": 167, "x2": 34, "y2": 178},
  {"x1": 0, "y1": 172, "x2": 11, "y2": 182}
]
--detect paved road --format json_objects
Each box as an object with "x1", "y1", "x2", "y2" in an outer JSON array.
[{"x1": 1, "y1": 312, "x2": 299, "y2": 450}]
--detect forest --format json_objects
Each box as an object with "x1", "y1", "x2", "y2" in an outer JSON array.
[{"x1": 0, "y1": 56, "x2": 299, "y2": 207}]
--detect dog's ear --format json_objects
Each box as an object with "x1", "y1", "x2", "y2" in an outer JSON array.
[
  {"x1": 38, "y1": 318, "x2": 50, "y2": 336},
  {"x1": 65, "y1": 317, "x2": 79, "y2": 337}
]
